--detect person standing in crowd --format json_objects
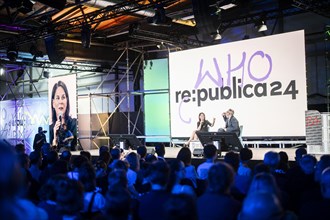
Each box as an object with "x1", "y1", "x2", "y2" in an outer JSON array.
[
  {"x1": 186, "y1": 112, "x2": 215, "y2": 146},
  {"x1": 50, "y1": 80, "x2": 77, "y2": 151},
  {"x1": 197, "y1": 162, "x2": 241, "y2": 220},
  {"x1": 33, "y1": 127, "x2": 47, "y2": 151},
  {"x1": 218, "y1": 109, "x2": 240, "y2": 136},
  {"x1": 197, "y1": 144, "x2": 217, "y2": 180}
]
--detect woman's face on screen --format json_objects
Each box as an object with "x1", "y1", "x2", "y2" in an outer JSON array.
[{"x1": 52, "y1": 86, "x2": 67, "y2": 119}]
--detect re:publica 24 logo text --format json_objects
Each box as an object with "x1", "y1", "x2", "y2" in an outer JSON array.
[{"x1": 174, "y1": 50, "x2": 299, "y2": 107}]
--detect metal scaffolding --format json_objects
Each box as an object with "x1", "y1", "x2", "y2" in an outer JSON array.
[{"x1": 78, "y1": 43, "x2": 145, "y2": 149}]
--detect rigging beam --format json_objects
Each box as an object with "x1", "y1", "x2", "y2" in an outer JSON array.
[{"x1": 0, "y1": 0, "x2": 177, "y2": 49}]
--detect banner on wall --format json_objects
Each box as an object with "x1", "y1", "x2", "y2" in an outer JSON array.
[
  {"x1": 169, "y1": 30, "x2": 307, "y2": 137},
  {"x1": 48, "y1": 74, "x2": 77, "y2": 149},
  {"x1": 0, "y1": 98, "x2": 49, "y2": 151}
]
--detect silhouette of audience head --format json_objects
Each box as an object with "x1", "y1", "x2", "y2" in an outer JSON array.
[
  {"x1": 164, "y1": 194, "x2": 197, "y2": 220},
  {"x1": 321, "y1": 167, "x2": 330, "y2": 199},
  {"x1": 29, "y1": 150, "x2": 42, "y2": 166},
  {"x1": 203, "y1": 144, "x2": 217, "y2": 160},
  {"x1": 137, "y1": 146, "x2": 147, "y2": 159},
  {"x1": 60, "y1": 150, "x2": 72, "y2": 162},
  {"x1": 95, "y1": 160, "x2": 107, "y2": 177},
  {"x1": 47, "y1": 150, "x2": 59, "y2": 165},
  {"x1": 248, "y1": 172, "x2": 281, "y2": 199},
  {"x1": 99, "y1": 151, "x2": 112, "y2": 166},
  {"x1": 71, "y1": 155, "x2": 89, "y2": 170},
  {"x1": 99, "y1": 145, "x2": 109, "y2": 154},
  {"x1": 41, "y1": 143, "x2": 52, "y2": 157},
  {"x1": 239, "y1": 192, "x2": 283, "y2": 220},
  {"x1": 207, "y1": 162, "x2": 235, "y2": 194},
  {"x1": 111, "y1": 148, "x2": 121, "y2": 160},
  {"x1": 253, "y1": 162, "x2": 270, "y2": 175},
  {"x1": 278, "y1": 151, "x2": 289, "y2": 172},
  {"x1": 295, "y1": 147, "x2": 307, "y2": 163},
  {"x1": 263, "y1": 151, "x2": 280, "y2": 171},
  {"x1": 224, "y1": 151, "x2": 240, "y2": 171},
  {"x1": 38, "y1": 174, "x2": 68, "y2": 202},
  {"x1": 52, "y1": 159, "x2": 69, "y2": 175},
  {"x1": 15, "y1": 143, "x2": 25, "y2": 154},
  {"x1": 125, "y1": 152, "x2": 140, "y2": 172},
  {"x1": 108, "y1": 169, "x2": 128, "y2": 190},
  {"x1": 315, "y1": 155, "x2": 330, "y2": 182},
  {"x1": 56, "y1": 178, "x2": 84, "y2": 216},
  {"x1": 146, "y1": 153, "x2": 158, "y2": 163},
  {"x1": 176, "y1": 147, "x2": 192, "y2": 166},
  {"x1": 105, "y1": 187, "x2": 131, "y2": 219},
  {"x1": 18, "y1": 153, "x2": 30, "y2": 170},
  {"x1": 147, "y1": 161, "x2": 170, "y2": 188},
  {"x1": 0, "y1": 140, "x2": 24, "y2": 199},
  {"x1": 80, "y1": 150, "x2": 91, "y2": 161},
  {"x1": 299, "y1": 154, "x2": 317, "y2": 175},
  {"x1": 78, "y1": 162, "x2": 96, "y2": 192},
  {"x1": 155, "y1": 144, "x2": 166, "y2": 158},
  {"x1": 167, "y1": 159, "x2": 185, "y2": 190},
  {"x1": 110, "y1": 159, "x2": 129, "y2": 173},
  {"x1": 239, "y1": 148, "x2": 253, "y2": 162}
]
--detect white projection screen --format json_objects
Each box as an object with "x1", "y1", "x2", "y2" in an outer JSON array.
[{"x1": 169, "y1": 30, "x2": 307, "y2": 138}]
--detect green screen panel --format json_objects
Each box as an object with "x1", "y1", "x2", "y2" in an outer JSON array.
[
  {"x1": 144, "y1": 59, "x2": 169, "y2": 90},
  {"x1": 144, "y1": 94, "x2": 170, "y2": 142},
  {"x1": 144, "y1": 58, "x2": 170, "y2": 142}
]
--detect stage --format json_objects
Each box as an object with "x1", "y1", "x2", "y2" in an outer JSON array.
[{"x1": 71, "y1": 146, "x2": 306, "y2": 162}]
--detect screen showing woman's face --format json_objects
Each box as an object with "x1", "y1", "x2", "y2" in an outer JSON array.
[{"x1": 52, "y1": 86, "x2": 67, "y2": 119}]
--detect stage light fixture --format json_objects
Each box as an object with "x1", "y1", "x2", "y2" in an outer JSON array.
[
  {"x1": 43, "y1": 70, "x2": 49, "y2": 78},
  {"x1": 7, "y1": 43, "x2": 18, "y2": 62},
  {"x1": 255, "y1": 20, "x2": 267, "y2": 32},
  {"x1": 217, "y1": 0, "x2": 238, "y2": 10},
  {"x1": 214, "y1": 29, "x2": 222, "y2": 40},
  {"x1": 156, "y1": 42, "x2": 166, "y2": 50},
  {"x1": 29, "y1": 44, "x2": 43, "y2": 61},
  {"x1": 147, "y1": 3, "x2": 172, "y2": 27},
  {"x1": 18, "y1": 0, "x2": 34, "y2": 14},
  {"x1": 0, "y1": 67, "x2": 5, "y2": 76},
  {"x1": 81, "y1": 24, "x2": 91, "y2": 48}
]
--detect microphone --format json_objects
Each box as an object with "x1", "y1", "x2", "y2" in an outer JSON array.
[{"x1": 58, "y1": 111, "x2": 63, "y2": 122}]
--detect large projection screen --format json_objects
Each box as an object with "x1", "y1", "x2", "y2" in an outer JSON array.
[
  {"x1": 169, "y1": 30, "x2": 307, "y2": 138},
  {"x1": 48, "y1": 74, "x2": 77, "y2": 147}
]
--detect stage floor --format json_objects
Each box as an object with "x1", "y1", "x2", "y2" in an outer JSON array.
[{"x1": 72, "y1": 147, "x2": 305, "y2": 161}]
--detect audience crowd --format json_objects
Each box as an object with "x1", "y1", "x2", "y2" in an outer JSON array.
[{"x1": 0, "y1": 140, "x2": 330, "y2": 220}]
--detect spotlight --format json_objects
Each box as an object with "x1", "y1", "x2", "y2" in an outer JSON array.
[
  {"x1": 255, "y1": 20, "x2": 267, "y2": 32},
  {"x1": 156, "y1": 42, "x2": 166, "y2": 50},
  {"x1": 214, "y1": 29, "x2": 222, "y2": 40},
  {"x1": 216, "y1": 0, "x2": 238, "y2": 10},
  {"x1": 0, "y1": 67, "x2": 5, "y2": 76},
  {"x1": 81, "y1": 24, "x2": 91, "y2": 48},
  {"x1": 7, "y1": 43, "x2": 18, "y2": 62}
]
